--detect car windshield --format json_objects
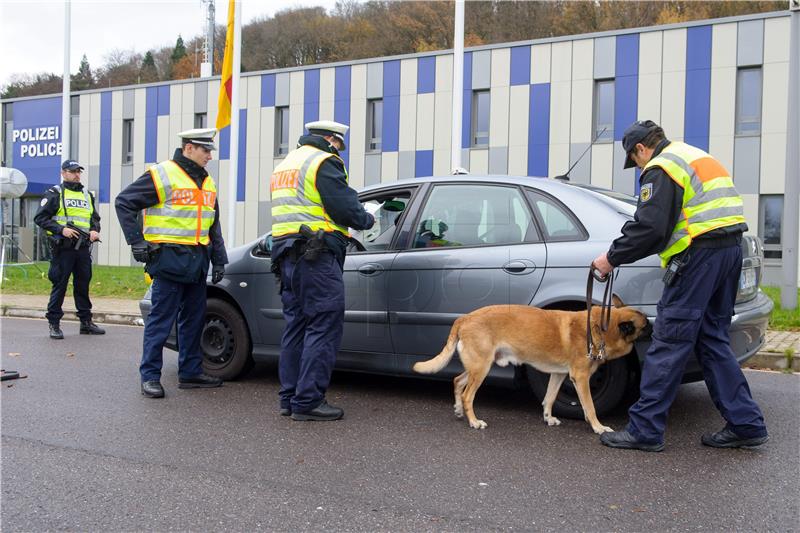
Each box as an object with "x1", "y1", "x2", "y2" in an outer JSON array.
[{"x1": 567, "y1": 183, "x2": 637, "y2": 216}]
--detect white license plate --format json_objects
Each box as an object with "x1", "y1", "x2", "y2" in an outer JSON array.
[{"x1": 739, "y1": 268, "x2": 756, "y2": 290}]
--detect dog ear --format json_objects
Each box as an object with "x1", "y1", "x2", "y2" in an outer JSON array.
[
  {"x1": 612, "y1": 294, "x2": 625, "y2": 308},
  {"x1": 619, "y1": 320, "x2": 635, "y2": 337}
]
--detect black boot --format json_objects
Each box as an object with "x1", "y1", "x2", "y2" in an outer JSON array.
[
  {"x1": 141, "y1": 380, "x2": 165, "y2": 398},
  {"x1": 80, "y1": 320, "x2": 105, "y2": 335},
  {"x1": 49, "y1": 323, "x2": 64, "y2": 340},
  {"x1": 178, "y1": 373, "x2": 223, "y2": 389},
  {"x1": 291, "y1": 400, "x2": 344, "y2": 421}
]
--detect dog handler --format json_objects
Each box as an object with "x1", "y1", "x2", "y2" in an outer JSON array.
[
  {"x1": 591, "y1": 120, "x2": 768, "y2": 452},
  {"x1": 270, "y1": 120, "x2": 374, "y2": 421}
]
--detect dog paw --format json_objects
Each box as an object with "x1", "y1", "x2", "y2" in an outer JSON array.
[
  {"x1": 453, "y1": 404, "x2": 464, "y2": 418},
  {"x1": 544, "y1": 416, "x2": 561, "y2": 427},
  {"x1": 594, "y1": 425, "x2": 614, "y2": 434},
  {"x1": 469, "y1": 419, "x2": 488, "y2": 429}
]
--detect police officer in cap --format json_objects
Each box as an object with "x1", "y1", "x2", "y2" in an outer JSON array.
[
  {"x1": 34, "y1": 159, "x2": 105, "y2": 339},
  {"x1": 592, "y1": 120, "x2": 768, "y2": 451},
  {"x1": 115, "y1": 128, "x2": 227, "y2": 398},
  {"x1": 270, "y1": 120, "x2": 374, "y2": 421}
]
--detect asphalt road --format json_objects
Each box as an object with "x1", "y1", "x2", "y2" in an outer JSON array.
[{"x1": 2, "y1": 317, "x2": 799, "y2": 532}]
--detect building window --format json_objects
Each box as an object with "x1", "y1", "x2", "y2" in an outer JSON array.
[
  {"x1": 471, "y1": 90, "x2": 490, "y2": 147},
  {"x1": 735, "y1": 67, "x2": 762, "y2": 136},
  {"x1": 2, "y1": 102, "x2": 13, "y2": 167},
  {"x1": 366, "y1": 98, "x2": 382, "y2": 152},
  {"x1": 759, "y1": 195, "x2": 783, "y2": 260},
  {"x1": 194, "y1": 112, "x2": 207, "y2": 128},
  {"x1": 122, "y1": 119, "x2": 133, "y2": 165},
  {"x1": 593, "y1": 79, "x2": 614, "y2": 142},
  {"x1": 69, "y1": 96, "x2": 80, "y2": 160},
  {"x1": 275, "y1": 106, "x2": 289, "y2": 157}
]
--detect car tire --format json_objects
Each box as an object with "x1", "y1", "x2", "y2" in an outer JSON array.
[
  {"x1": 201, "y1": 298, "x2": 254, "y2": 380},
  {"x1": 525, "y1": 357, "x2": 631, "y2": 419}
]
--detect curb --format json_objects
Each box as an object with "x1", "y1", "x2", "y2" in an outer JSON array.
[
  {"x1": 1, "y1": 306, "x2": 144, "y2": 327},
  {"x1": 744, "y1": 352, "x2": 800, "y2": 372}
]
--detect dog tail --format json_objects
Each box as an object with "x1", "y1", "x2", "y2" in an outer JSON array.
[{"x1": 412, "y1": 316, "x2": 463, "y2": 374}]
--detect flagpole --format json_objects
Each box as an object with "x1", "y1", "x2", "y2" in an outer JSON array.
[
  {"x1": 226, "y1": 0, "x2": 241, "y2": 246},
  {"x1": 450, "y1": 0, "x2": 465, "y2": 174},
  {"x1": 61, "y1": 0, "x2": 71, "y2": 161}
]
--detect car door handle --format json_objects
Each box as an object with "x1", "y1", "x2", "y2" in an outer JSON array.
[
  {"x1": 502, "y1": 260, "x2": 536, "y2": 274},
  {"x1": 357, "y1": 263, "x2": 384, "y2": 276}
]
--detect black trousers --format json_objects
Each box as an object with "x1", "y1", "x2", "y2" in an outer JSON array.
[{"x1": 46, "y1": 245, "x2": 93, "y2": 324}]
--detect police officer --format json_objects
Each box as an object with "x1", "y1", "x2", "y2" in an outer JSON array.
[
  {"x1": 592, "y1": 120, "x2": 768, "y2": 451},
  {"x1": 271, "y1": 120, "x2": 374, "y2": 421},
  {"x1": 34, "y1": 159, "x2": 105, "y2": 339},
  {"x1": 115, "y1": 128, "x2": 227, "y2": 398}
]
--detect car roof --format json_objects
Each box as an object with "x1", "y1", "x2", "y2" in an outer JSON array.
[{"x1": 359, "y1": 174, "x2": 562, "y2": 193}]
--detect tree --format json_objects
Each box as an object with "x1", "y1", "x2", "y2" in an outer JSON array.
[
  {"x1": 1, "y1": 73, "x2": 62, "y2": 99},
  {"x1": 139, "y1": 51, "x2": 159, "y2": 83},
  {"x1": 172, "y1": 55, "x2": 200, "y2": 80},
  {"x1": 94, "y1": 49, "x2": 142, "y2": 88},
  {"x1": 71, "y1": 54, "x2": 94, "y2": 91},
  {"x1": 171, "y1": 35, "x2": 187, "y2": 64}
]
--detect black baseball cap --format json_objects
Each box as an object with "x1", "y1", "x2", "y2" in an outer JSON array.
[
  {"x1": 61, "y1": 160, "x2": 84, "y2": 171},
  {"x1": 622, "y1": 120, "x2": 659, "y2": 169}
]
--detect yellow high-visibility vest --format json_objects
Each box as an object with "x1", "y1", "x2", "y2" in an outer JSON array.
[
  {"x1": 270, "y1": 144, "x2": 350, "y2": 238},
  {"x1": 47, "y1": 185, "x2": 94, "y2": 235},
  {"x1": 643, "y1": 141, "x2": 747, "y2": 267},
  {"x1": 142, "y1": 160, "x2": 217, "y2": 246}
]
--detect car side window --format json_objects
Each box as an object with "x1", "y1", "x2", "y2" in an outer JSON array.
[
  {"x1": 349, "y1": 194, "x2": 410, "y2": 252},
  {"x1": 526, "y1": 190, "x2": 585, "y2": 241},
  {"x1": 413, "y1": 184, "x2": 535, "y2": 248}
]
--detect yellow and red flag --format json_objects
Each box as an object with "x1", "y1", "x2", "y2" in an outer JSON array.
[{"x1": 216, "y1": 0, "x2": 235, "y2": 130}]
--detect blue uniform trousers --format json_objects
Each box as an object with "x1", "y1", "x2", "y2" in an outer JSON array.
[
  {"x1": 627, "y1": 244, "x2": 767, "y2": 444},
  {"x1": 46, "y1": 244, "x2": 93, "y2": 324},
  {"x1": 140, "y1": 276, "x2": 206, "y2": 382},
  {"x1": 278, "y1": 251, "x2": 345, "y2": 413}
]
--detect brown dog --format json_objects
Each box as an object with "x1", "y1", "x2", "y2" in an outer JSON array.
[{"x1": 412, "y1": 296, "x2": 649, "y2": 433}]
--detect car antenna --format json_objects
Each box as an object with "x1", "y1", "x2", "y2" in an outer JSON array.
[{"x1": 553, "y1": 127, "x2": 607, "y2": 182}]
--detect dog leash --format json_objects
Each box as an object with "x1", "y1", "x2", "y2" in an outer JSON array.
[{"x1": 586, "y1": 264, "x2": 614, "y2": 361}]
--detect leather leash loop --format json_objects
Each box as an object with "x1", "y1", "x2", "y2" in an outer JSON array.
[{"x1": 586, "y1": 264, "x2": 614, "y2": 361}]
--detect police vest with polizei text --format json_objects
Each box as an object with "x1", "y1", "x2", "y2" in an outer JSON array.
[
  {"x1": 270, "y1": 144, "x2": 350, "y2": 238},
  {"x1": 48, "y1": 185, "x2": 94, "y2": 235},
  {"x1": 643, "y1": 141, "x2": 747, "y2": 267},
  {"x1": 142, "y1": 160, "x2": 217, "y2": 246}
]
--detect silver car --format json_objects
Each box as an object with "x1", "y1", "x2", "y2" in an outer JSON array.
[{"x1": 140, "y1": 176, "x2": 772, "y2": 418}]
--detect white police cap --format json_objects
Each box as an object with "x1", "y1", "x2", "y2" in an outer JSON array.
[
  {"x1": 305, "y1": 120, "x2": 348, "y2": 150},
  {"x1": 178, "y1": 127, "x2": 218, "y2": 150}
]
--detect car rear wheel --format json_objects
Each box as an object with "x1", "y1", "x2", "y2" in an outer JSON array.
[
  {"x1": 201, "y1": 298, "x2": 254, "y2": 380},
  {"x1": 525, "y1": 357, "x2": 631, "y2": 419}
]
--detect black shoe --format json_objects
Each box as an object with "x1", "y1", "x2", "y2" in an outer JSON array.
[
  {"x1": 291, "y1": 400, "x2": 344, "y2": 421},
  {"x1": 178, "y1": 373, "x2": 223, "y2": 389},
  {"x1": 49, "y1": 323, "x2": 64, "y2": 340},
  {"x1": 600, "y1": 430, "x2": 664, "y2": 452},
  {"x1": 701, "y1": 427, "x2": 769, "y2": 449},
  {"x1": 280, "y1": 407, "x2": 291, "y2": 416},
  {"x1": 141, "y1": 380, "x2": 165, "y2": 398},
  {"x1": 80, "y1": 320, "x2": 105, "y2": 335}
]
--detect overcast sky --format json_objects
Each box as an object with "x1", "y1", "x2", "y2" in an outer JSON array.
[{"x1": 0, "y1": 0, "x2": 326, "y2": 87}]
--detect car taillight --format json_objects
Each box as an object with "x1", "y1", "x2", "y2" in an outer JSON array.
[{"x1": 737, "y1": 236, "x2": 763, "y2": 303}]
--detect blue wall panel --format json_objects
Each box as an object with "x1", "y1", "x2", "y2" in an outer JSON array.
[
  {"x1": 261, "y1": 73, "x2": 276, "y2": 107},
  {"x1": 614, "y1": 34, "x2": 639, "y2": 141},
  {"x1": 9, "y1": 97, "x2": 62, "y2": 194},
  {"x1": 415, "y1": 149, "x2": 433, "y2": 177},
  {"x1": 99, "y1": 92, "x2": 112, "y2": 203},
  {"x1": 461, "y1": 52, "x2": 473, "y2": 149},
  {"x1": 156, "y1": 85, "x2": 170, "y2": 116},
  {"x1": 334, "y1": 66, "x2": 351, "y2": 168},
  {"x1": 528, "y1": 83, "x2": 550, "y2": 177},
  {"x1": 219, "y1": 126, "x2": 230, "y2": 159},
  {"x1": 382, "y1": 60, "x2": 401, "y2": 152},
  {"x1": 304, "y1": 69, "x2": 320, "y2": 125},
  {"x1": 145, "y1": 87, "x2": 158, "y2": 162},
  {"x1": 417, "y1": 56, "x2": 435, "y2": 94},
  {"x1": 684, "y1": 25, "x2": 712, "y2": 152},
  {"x1": 510, "y1": 46, "x2": 531, "y2": 86}
]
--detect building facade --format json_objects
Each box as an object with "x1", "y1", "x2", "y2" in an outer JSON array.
[{"x1": 1, "y1": 11, "x2": 796, "y2": 284}]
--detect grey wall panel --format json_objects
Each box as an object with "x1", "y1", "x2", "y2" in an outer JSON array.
[
  {"x1": 398, "y1": 151, "x2": 415, "y2": 179},
  {"x1": 367, "y1": 62, "x2": 383, "y2": 99},
  {"x1": 569, "y1": 143, "x2": 591, "y2": 183},
  {"x1": 364, "y1": 153, "x2": 382, "y2": 185},
  {"x1": 88, "y1": 165, "x2": 100, "y2": 194},
  {"x1": 612, "y1": 141, "x2": 636, "y2": 194},
  {"x1": 472, "y1": 50, "x2": 491, "y2": 89},
  {"x1": 737, "y1": 20, "x2": 764, "y2": 66},
  {"x1": 488, "y1": 146, "x2": 508, "y2": 174},
  {"x1": 206, "y1": 160, "x2": 220, "y2": 181},
  {"x1": 275, "y1": 73, "x2": 291, "y2": 106},
  {"x1": 122, "y1": 90, "x2": 135, "y2": 119},
  {"x1": 461, "y1": 149, "x2": 470, "y2": 172},
  {"x1": 194, "y1": 82, "x2": 208, "y2": 113},
  {"x1": 121, "y1": 165, "x2": 133, "y2": 188},
  {"x1": 593, "y1": 37, "x2": 616, "y2": 79},
  {"x1": 258, "y1": 201, "x2": 271, "y2": 236},
  {"x1": 733, "y1": 136, "x2": 761, "y2": 193}
]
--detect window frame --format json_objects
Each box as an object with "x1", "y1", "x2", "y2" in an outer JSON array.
[
  {"x1": 194, "y1": 112, "x2": 207, "y2": 129},
  {"x1": 758, "y1": 194, "x2": 783, "y2": 261},
  {"x1": 121, "y1": 118, "x2": 133, "y2": 165},
  {"x1": 471, "y1": 90, "x2": 490, "y2": 148},
  {"x1": 735, "y1": 66, "x2": 763, "y2": 137},
  {"x1": 274, "y1": 106, "x2": 289, "y2": 157},
  {"x1": 524, "y1": 188, "x2": 589, "y2": 243},
  {"x1": 366, "y1": 98, "x2": 383, "y2": 153},
  {"x1": 593, "y1": 78, "x2": 615, "y2": 143}
]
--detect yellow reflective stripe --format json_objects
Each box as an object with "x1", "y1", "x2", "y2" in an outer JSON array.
[{"x1": 271, "y1": 204, "x2": 326, "y2": 217}]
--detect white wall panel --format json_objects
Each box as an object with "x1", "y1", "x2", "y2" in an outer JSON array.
[
  {"x1": 400, "y1": 58, "x2": 417, "y2": 95},
  {"x1": 489, "y1": 86, "x2": 509, "y2": 148},
  {"x1": 571, "y1": 39, "x2": 593, "y2": 81},
  {"x1": 590, "y1": 143, "x2": 614, "y2": 189},
  {"x1": 433, "y1": 149, "x2": 450, "y2": 176},
  {"x1": 79, "y1": 94, "x2": 93, "y2": 167},
  {"x1": 469, "y1": 148, "x2": 489, "y2": 174},
  {"x1": 381, "y1": 151, "x2": 398, "y2": 182},
  {"x1": 207, "y1": 79, "x2": 220, "y2": 127},
  {"x1": 319, "y1": 67, "x2": 335, "y2": 120},
  {"x1": 181, "y1": 83, "x2": 194, "y2": 130},
  {"x1": 168, "y1": 86, "x2": 182, "y2": 148},
  {"x1": 760, "y1": 61, "x2": 789, "y2": 194},
  {"x1": 156, "y1": 115, "x2": 170, "y2": 162},
  {"x1": 764, "y1": 17, "x2": 790, "y2": 64},
  {"x1": 399, "y1": 94, "x2": 417, "y2": 151},
  {"x1": 639, "y1": 31, "x2": 663, "y2": 75},
  {"x1": 108, "y1": 92, "x2": 123, "y2": 266},
  {"x1": 661, "y1": 29, "x2": 687, "y2": 141},
  {"x1": 712, "y1": 23, "x2": 738, "y2": 68},
  {"x1": 259, "y1": 107, "x2": 275, "y2": 203},
  {"x1": 531, "y1": 44, "x2": 551, "y2": 84},
  {"x1": 416, "y1": 93, "x2": 435, "y2": 150},
  {"x1": 570, "y1": 79, "x2": 592, "y2": 144},
  {"x1": 351, "y1": 64, "x2": 367, "y2": 100},
  {"x1": 491, "y1": 48, "x2": 510, "y2": 88},
  {"x1": 350, "y1": 65, "x2": 367, "y2": 171},
  {"x1": 290, "y1": 71, "x2": 304, "y2": 105},
  {"x1": 508, "y1": 85, "x2": 529, "y2": 147},
  {"x1": 760, "y1": 133, "x2": 787, "y2": 194},
  {"x1": 507, "y1": 144, "x2": 527, "y2": 176},
  {"x1": 550, "y1": 77, "x2": 571, "y2": 176},
  {"x1": 349, "y1": 152, "x2": 365, "y2": 189},
  {"x1": 638, "y1": 32, "x2": 662, "y2": 122},
  {"x1": 708, "y1": 66, "x2": 736, "y2": 171},
  {"x1": 551, "y1": 42, "x2": 572, "y2": 82},
  {"x1": 740, "y1": 193, "x2": 759, "y2": 236}
]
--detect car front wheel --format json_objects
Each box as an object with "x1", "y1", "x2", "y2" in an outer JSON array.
[{"x1": 201, "y1": 298, "x2": 254, "y2": 380}]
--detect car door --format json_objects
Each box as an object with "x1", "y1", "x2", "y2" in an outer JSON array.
[{"x1": 388, "y1": 183, "x2": 547, "y2": 364}]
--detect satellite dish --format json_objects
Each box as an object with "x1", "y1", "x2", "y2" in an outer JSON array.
[{"x1": 0, "y1": 168, "x2": 28, "y2": 199}]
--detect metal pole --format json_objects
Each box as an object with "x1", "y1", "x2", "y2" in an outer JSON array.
[
  {"x1": 450, "y1": 0, "x2": 465, "y2": 174},
  {"x1": 226, "y1": 0, "x2": 241, "y2": 246},
  {"x1": 781, "y1": 2, "x2": 799, "y2": 309},
  {"x1": 61, "y1": 0, "x2": 71, "y2": 162}
]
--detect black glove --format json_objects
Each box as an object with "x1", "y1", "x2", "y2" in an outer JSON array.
[
  {"x1": 366, "y1": 213, "x2": 376, "y2": 229},
  {"x1": 211, "y1": 264, "x2": 225, "y2": 284},
  {"x1": 131, "y1": 241, "x2": 151, "y2": 263}
]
